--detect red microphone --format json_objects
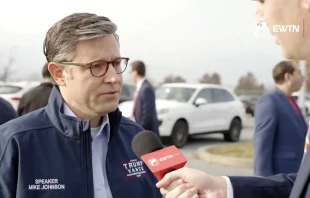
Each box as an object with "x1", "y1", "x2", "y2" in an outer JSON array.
[{"x1": 131, "y1": 130, "x2": 187, "y2": 180}]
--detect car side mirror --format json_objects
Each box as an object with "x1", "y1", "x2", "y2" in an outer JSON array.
[{"x1": 194, "y1": 98, "x2": 207, "y2": 107}]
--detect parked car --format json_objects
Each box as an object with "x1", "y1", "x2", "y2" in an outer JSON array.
[
  {"x1": 118, "y1": 83, "x2": 246, "y2": 148},
  {"x1": 0, "y1": 81, "x2": 41, "y2": 110},
  {"x1": 238, "y1": 95, "x2": 260, "y2": 116}
]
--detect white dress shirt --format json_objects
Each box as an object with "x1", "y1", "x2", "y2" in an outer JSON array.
[
  {"x1": 130, "y1": 78, "x2": 146, "y2": 121},
  {"x1": 223, "y1": 176, "x2": 233, "y2": 198},
  {"x1": 136, "y1": 78, "x2": 146, "y2": 92},
  {"x1": 63, "y1": 104, "x2": 113, "y2": 198}
]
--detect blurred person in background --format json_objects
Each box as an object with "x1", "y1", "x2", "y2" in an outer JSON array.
[
  {"x1": 0, "y1": 13, "x2": 161, "y2": 198},
  {"x1": 17, "y1": 62, "x2": 54, "y2": 116},
  {"x1": 0, "y1": 96, "x2": 17, "y2": 125},
  {"x1": 253, "y1": 60, "x2": 307, "y2": 177},
  {"x1": 129, "y1": 60, "x2": 159, "y2": 137}
]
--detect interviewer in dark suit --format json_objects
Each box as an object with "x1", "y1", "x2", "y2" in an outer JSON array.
[
  {"x1": 155, "y1": 0, "x2": 310, "y2": 197},
  {"x1": 129, "y1": 60, "x2": 159, "y2": 136},
  {"x1": 254, "y1": 60, "x2": 307, "y2": 177}
]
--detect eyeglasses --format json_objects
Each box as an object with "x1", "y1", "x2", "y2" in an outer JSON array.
[{"x1": 61, "y1": 57, "x2": 129, "y2": 77}]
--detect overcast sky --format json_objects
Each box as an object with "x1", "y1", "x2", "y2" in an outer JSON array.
[{"x1": 0, "y1": 0, "x2": 288, "y2": 87}]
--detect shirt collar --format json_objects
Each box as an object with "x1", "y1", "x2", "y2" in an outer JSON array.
[
  {"x1": 63, "y1": 103, "x2": 110, "y2": 142},
  {"x1": 136, "y1": 78, "x2": 146, "y2": 90}
]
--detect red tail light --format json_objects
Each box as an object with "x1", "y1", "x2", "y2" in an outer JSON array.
[{"x1": 11, "y1": 97, "x2": 20, "y2": 101}]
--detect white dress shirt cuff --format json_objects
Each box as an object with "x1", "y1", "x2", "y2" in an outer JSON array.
[{"x1": 222, "y1": 176, "x2": 233, "y2": 198}]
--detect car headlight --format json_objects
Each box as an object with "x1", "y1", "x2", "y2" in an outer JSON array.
[{"x1": 158, "y1": 108, "x2": 169, "y2": 114}]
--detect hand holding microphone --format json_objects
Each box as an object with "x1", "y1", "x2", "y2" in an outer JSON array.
[
  {"x1": 156, "y1": 167, "x2": 228, "y2": 198},
  {"x1": 131, "y1": 130, "x2": 187, "y2": 180},
  {"x1": 131, "y1": 130, "x2": 228, "y2": 198}
]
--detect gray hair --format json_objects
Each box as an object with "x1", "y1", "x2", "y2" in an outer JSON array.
[{"x1": 43, "y1": 13, "x2": 119, "y2": 63}]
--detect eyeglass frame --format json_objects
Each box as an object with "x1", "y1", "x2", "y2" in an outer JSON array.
[{"x1": 60, "y1": 57, "x2": 130, "y2": 77}]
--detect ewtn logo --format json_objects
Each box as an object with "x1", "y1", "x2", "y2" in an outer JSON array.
[
  {"x1": 148, "y1": 158, "x2": 159, "y2": 166},
  {"x1": 254, "y1": 20, "x2": 304, "y2": 38},
  {"x1": 273, "y1": 25, "x2": 300, "y2": 33}
]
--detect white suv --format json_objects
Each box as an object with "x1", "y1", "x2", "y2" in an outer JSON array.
[
  {"x1": 0, "y1": 81, "x2": 41, "y2": 110},
  {"x1": 118, "y1": 83, "x2": 246, "y2": 148}
]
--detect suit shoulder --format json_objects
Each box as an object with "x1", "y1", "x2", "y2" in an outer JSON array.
[
  {"x1": 141, "y1": 83, "x2": 155, "y2": 94},
  {"x1": 0, "y1": 97, "x2": 15, "y2": 111},
  {"x1": 258, "y1": 92, "x2": 275, "y2": 103},
  {"x1": 0, "y1": 97, "x2": 10, "y2": 106},
  {"x1": 255, "y1": 93, "x2": 277, "y2": 114},
  {"x1": 143, "y1": 80, "x2": 155, "y2": 88}
]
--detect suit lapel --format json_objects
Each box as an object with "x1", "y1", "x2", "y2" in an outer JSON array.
[
  {"x1": 297, "y1": 103, "x2": 308, "y2": 128},
  {"x1": 275, "y1": 88, "x2": 307, "y2": 129}
]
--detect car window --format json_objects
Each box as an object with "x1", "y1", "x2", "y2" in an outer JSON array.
[
  {"x1": 238, "y1": 95, "x2": 258, "y2": 101},
  {"x1": 195, "y1": 88, "x2": 213, "y2": 103},
  {"x1": 127, "y1": 85, "x2": 136, "y2": 98},
  {"x1": 121, "y1": 85, "x2": 131, "y2": 98},
  {"x1": 293, "y1": 95, "x2": 310, "y2": 101},
  {"x1": 156, "y1": 87, "x2": 196, "y2": 102},
  {"x1": 211, "y1": 88, "x2": 234, "y2": 103},
  {"x1": 0, "y1": 85, "x2": 22, "y2": 94}
]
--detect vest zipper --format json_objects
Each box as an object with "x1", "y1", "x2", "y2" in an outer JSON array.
[
  {"x1": 81, "y1": 127, "x2": 89, "y2": 198},
  {"x1": 106, "y1": 112, "x2": 122, "y2": 197}
]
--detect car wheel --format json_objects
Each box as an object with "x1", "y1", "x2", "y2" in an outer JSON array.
[
  {"x1": 224, "y1": 118, "x2": 242, "y2": 142},
  {"x1": 170, "y1": 120, "x2": 188, "y2": 148},
  {"x1": 251, "y1": 111, "x2": 254, "y2": 117}
]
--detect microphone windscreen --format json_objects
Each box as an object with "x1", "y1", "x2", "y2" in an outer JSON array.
[{"x1": 131, "y1": 130, "x2": 164, "y2": 158}]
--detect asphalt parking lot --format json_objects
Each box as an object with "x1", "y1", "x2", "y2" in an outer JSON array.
[{"x1": 178, "y1": 117, "x2": 254, "y2": 176}]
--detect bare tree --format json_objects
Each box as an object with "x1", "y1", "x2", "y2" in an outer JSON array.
[
  {"x1": 199, "y1": 73, "x2": 211, "y2": 84},
  {"x1": 163, "y1": 75, "x2": 175, "y2": 83},
  {"x1": 25, "y1": 72, "x2": 41, "y2": 81},
  {"x1": 235, "y1": 72, "x2": 265, "y2": 95},
  {"x1": 174, "y1": 75, "x2": 186, "y2": 83},
  {"x1": 0, "y1": 46, "x2": 17, "y2": 82},
  {"x1": 163, "y1": 75, "x2": 186, "y2": 83},
  {"x1": 199, "y1": 72, "x2": 221, "y2": 84}
]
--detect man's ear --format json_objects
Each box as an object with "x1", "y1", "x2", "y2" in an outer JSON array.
[
  {"x1": 255, "y1": 2, "x2": 265, "y2": 23},
  {"x1": 301, "y1": 0, "x2": 310, "y2": 10},
  {"x1": 283, "y1": 73, "x2": 291, "y2": 82},
  {"x1": 48, "y1": 62, "x2": 66, "y2": 86}
]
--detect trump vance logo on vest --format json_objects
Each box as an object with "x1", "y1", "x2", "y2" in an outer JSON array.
[{"x1": 120, "y1": 159, "x2": 147, "y2": 179}]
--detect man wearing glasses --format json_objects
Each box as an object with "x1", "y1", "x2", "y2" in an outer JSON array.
[{"x1": 0, "y1": 13, "x2": 161, "y2": 198}]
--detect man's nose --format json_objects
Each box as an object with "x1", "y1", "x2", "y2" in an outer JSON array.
[
  {"x1": 104, "y1": 64, "x2": 121, "y2": 83},
  {"x1": 255, "y1": 2, "x2": 265, "y2": 22}
]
